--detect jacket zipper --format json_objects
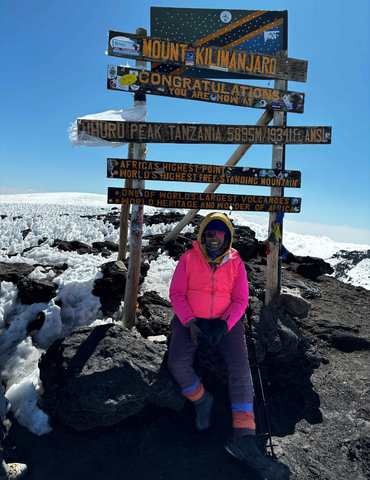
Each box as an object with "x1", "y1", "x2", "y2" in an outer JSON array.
[{"x1": 210, "y1": 262, "x2": 215, "y2": 318}]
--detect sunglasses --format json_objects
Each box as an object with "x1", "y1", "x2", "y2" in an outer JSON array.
[{"x1": 204, "y1": 230, "x2": 226, "y2": 239}]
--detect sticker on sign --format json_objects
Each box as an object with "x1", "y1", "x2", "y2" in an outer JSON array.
[{"x1": 110, "y1": 36, "x2": 140, "y2": 55}]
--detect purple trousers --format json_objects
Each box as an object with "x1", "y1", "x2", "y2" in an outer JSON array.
[{"x1": 168, "y1": 315, "x2": 255, "y2": 436}]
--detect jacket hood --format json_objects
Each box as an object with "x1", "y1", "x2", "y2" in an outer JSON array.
[{"x1": 197, "y1": 212, "x2": 233, "y2": 263}]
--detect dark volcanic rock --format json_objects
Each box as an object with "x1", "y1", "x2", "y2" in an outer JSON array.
[
  {"x1": 292, "y1": 255, "x2": 334, "y2": 279},
  {"x1": 93, "y1": 261, "x2": 128, "y2": 317},
  {"x1": 21, "y1": 228, "x2": 32, "y2": 240},
  {"x1": 93, "y1": 260, "x2": 149, "y2": 317},
  {"x1": 52, "y1": 239, "x2": 100, "y2": 256},
  {"x1": 296, "y1": 259, "x2": 334, "y2": 279},
  {"x1": 39, "y1": 324, "x2": 185, "y2": 431},
  {"x1": 27, "y1": 311, "x2": 46, "y2": 333},
  {"x1": 0, "y1": 262, "x2": 35, "y2": 285},
  {"x1": 144, "y1": 233, "x2": 195, "y2": 262},
  {"x1": 247, "y1": 296, "x2": 322, "y2": 386},
  {"x1": 136, "y1": 291, "x2": 173, "y2": 338},
  {"x1": 145, "y1": 212, "x2": 184, "y2": 225},
  {"x1": 232, "y1": 225, "x2": 259, "y2": 261},
  {"x1": 92, "y1": 241, "x2": 118, "y2": 253},
  {"x1": 17, "y1": 278, "x2": 58, "y2": 304}
]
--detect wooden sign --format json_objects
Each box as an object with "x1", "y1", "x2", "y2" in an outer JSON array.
[
  {"x1": 107, "y1": 158, "x2": 301, "y2": 188},
  {"x1": 107, "y1": 66, "x2": 305, "y2": 113},
  {"x1": 107, "y1": 188, "x2": 302, "y2": 213},
  {"x1": 79, "y1": 120, "x2": 331, "y2": 145},
  {"x1": 107, "y1": 30, "x2": 308, "y2": 82},
  {"x1": 150, "y1": 8, "x2": 288, "y2": 80}
]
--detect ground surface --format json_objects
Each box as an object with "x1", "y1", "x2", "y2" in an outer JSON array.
[{"x1": 4, "y1": 269, "x2": 370, "y2": 480}]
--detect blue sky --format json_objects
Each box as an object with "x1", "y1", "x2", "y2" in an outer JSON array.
[{"x1": 1, "y1": 0, "x2": 369, "y2": 232}]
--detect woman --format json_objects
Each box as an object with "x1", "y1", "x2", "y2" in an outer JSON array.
[{"x1": 168, "y1": 212, "x2": 289, "y2": 480}]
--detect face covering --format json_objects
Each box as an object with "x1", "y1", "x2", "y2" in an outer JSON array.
[{"x1": 206, "y1": 247, "x2": 222, "y2": 260}]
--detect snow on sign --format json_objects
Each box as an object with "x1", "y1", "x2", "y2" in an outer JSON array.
[
  {"x1": 107, "y1": 188, "x2": 302, "y2": 213},
  {"x1": 107, "y1": 66, "x2": 305, "y2": 113},
  {"x1": 150, "y1": 7, "x2": 291, "y2": 80},
  {"x1": 78, "y1": 120, "x2": 331, "y2": 145},
  {"x1": 107, "y1": 30, "x2": 308, "y2": 83},
  {"x1": 106, "y1": 158, "x2": 302, "y2": 188}
]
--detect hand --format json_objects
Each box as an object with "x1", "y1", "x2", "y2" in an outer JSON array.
[
  {"x1": 188, "y1": 323, "x2": 203, "y2": 345},
  {"x1": 209, "y1": 321, "x2": 228, "y2": 346},
  {"x1": 197, "y1": 333, "x2": 212, "y2": 349}
]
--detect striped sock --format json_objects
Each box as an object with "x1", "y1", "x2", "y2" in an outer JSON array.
[
  {"x1": 181, "y1": 378, "x2": 206, "y2": 404},
  {"x1": 231, "y1": 403, "x2": 256, "y2": 437}
]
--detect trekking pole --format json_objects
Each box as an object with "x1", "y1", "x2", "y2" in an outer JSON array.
[
  {"x1": 0, "y1": 418, "x2": 18, "y2": 456},
  {"x1": 247, "y1": 319, "x2": 276, "y2": 459},
  {"x1": 248, "y1": 366, "x2": 264, "y2": 444}
]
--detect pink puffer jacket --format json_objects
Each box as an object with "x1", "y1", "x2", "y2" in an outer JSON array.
[{"x1": 169, "y1": 241, "x2": 249, "y2": 331}]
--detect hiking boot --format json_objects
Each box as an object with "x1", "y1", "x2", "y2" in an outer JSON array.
[
  {"x1": 194, "y1": 392, "x2": 213, "y2": 431},
  {"x1": 0, "y1": 462, "x2": 28, "y2": 480},
  {"x1": 225, "y1": 436, "x2": 289, "y2": 480}
]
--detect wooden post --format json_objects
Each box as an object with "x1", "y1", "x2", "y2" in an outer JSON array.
[
  {"x1": 163, "y1": 109, "x2": 273, "y2": 243},
  {"x1": 265, "y1": 51, "x2": 287, "y2": 306},
  {"x1": 122, "y1": 28, "x2": 147, "y2": 329},
  {"x1": 117, "y1": 143, "x2": 133, "y2": 261}
]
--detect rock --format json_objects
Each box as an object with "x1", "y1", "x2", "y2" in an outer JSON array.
[
  {"x1": 145, "y1": 212, "x2": 184, "y2": 225},
  {"x1": 92, "y1": 260, "x2": 149, "y2": 317},
  {"x1": 322, "y1": 332, "x2": 370, "y2": 353},
  {"x1": 92, "y1": 261, "x2": 128, "y2": 317},
  {"x1": 295, "y1": 256, "x2": 334, "y2": 279},
  {"x1": 147, "y1": 335, "x2": 167, "y2": 344},
  {"x1": 21, "y1": 228, "x2": 32, "y2": 240},
  {"x1": 232, "y1": 225, "x2": 259, "y2": 261},
  {"x1": 17, "y1": 278, "x2": 57, "y2": 305},
  {"x1": 92, "y1": 241, "x2": 118, "y2": 252},
  {"x1": 39, "y1": 324, "x2": 185, "y2": 431},
  {"x1": 247, "y1": 296, "x2": 322, "y2": 386},
  {"x1": 27, "y1": 311, "x2": 46, "y2": 333},
  {"x1": 273, "y1": 287, "x2": 311, "y2": 319},
  {"x1": 52, "y1": 239, "x2": 98, "y2": 255},
  {"x1": 0, "y1": 262, "x2": 35, "y2": 285},
  {"x1": 136, "y1": 291, "x2": 173, "y2": 338},
  {"x1": 146, "y1": 233, "x2": 195, "y2": 262}
]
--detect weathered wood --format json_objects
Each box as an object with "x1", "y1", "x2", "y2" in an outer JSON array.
[
  {"x1": 117, "y1": 143, "x2": 134, "y2": 261},
  {"x1": 107, "y1": 30, "x2": 308, "y2": 82},
  {"x1": 266, "y1": 52, "x2": 287, "y2": 307},
  {"x1": 79, "y1": 120, "x2": 331, "y2": 145},
  {"x1": 107, "y1": 66, "x2": 305, "y2": 113},
  {"x1": 122, "y1": 28, "x2": 147, "y2": 330},
  {"x1": 163, "y1": 109, "x2": 273, "y2": 243},
  {"x1": 107, "y1": 158, "x2": 301, "y2": 188},
  {"x1": 108, "y1": 187, "x2": 301, "y2": 214}
]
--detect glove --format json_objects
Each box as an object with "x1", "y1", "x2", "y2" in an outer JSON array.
[
  {"x1": 197, "y1": 333, "x2": 213, "y2": 349},
  {"x1": 208, "y1": 321, "x2": 228, "y2": 346}
]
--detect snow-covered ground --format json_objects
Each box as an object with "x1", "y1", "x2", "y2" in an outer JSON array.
[{"x1": 0, "y1": 193, "x2": 369, "y2": 436}]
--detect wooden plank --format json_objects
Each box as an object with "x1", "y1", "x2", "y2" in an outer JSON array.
[
  {"x1": 122, "y1": 27, "x2": 148, "y2": 330},
  {"x1": 117, "y1": 143, "x2": 134, "y2": 261},
  {"x1": 107, "y1": 158, "x2": 301, "y2": 188},
  {"x1": 107, "y1": 66, "x2": 305, "y2": 113},
  {"x1": 107, "y1": 188, "x2": 302, "y2": 213},
  {"x1": 107, "y1": 31, "x2": 308, "y2": 82},
  {"x1": 266, "y1": 52, "x2": 287, "y2": 306},
  {"x1": 79, "y1": 120, "x2": 331, "y2": 145}
]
